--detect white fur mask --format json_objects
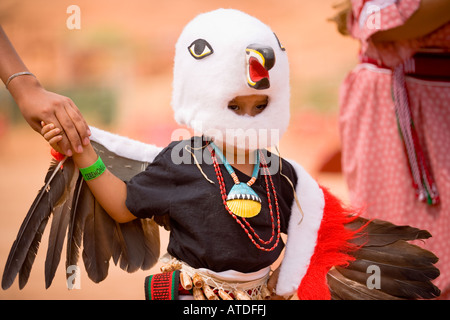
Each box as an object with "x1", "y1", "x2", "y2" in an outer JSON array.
[{"x1": 171, "y1": 9, "x2": 290, "y2": 150}]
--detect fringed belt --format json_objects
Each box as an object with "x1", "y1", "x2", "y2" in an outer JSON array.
[
  {"x1": 145, "y1": 254, "x2": 272, "y2": 300},
  {"x1": 361, "y1": 51, "x2": 450, "y2": 205}
]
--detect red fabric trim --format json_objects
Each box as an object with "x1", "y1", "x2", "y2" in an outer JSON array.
[
  {"x1": 51, "y1": 148, "x2": 66, "y2": 162},
  {"x1": 297, "y1": 186, "x2": 362, "y2": 300}
]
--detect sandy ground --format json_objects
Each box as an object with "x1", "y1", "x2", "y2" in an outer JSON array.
[{"x1": 0, "y1": 0, "x2": 355, "y2": 299}]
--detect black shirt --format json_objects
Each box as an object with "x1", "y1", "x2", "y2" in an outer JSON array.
[{"x1": 125, "y1": 137, "x2": 297, "y2": 273}]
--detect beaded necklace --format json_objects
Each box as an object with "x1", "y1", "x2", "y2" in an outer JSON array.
[
  {"x1": 208, "y1": 142, "x2": 281, "y2": 252},
  {"x1": 209, "y1": 142, "x2": 261, "y2": 218}
]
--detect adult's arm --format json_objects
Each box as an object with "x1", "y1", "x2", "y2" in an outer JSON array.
[
  {"x1": 0, "y1": 25, "x2": 90, "y2": 155},
  {"x1": 371, "y1": 0, "x2": 450, "y2": 42}
]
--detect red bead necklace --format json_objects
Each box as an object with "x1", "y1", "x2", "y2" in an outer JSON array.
[{"x1": 208, "y1": 145, "x2": 281, "y2": 252}]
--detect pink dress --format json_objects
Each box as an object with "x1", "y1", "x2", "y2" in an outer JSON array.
[{"x1": 339, "y1": 0, "x2": 450, "y2": 297}]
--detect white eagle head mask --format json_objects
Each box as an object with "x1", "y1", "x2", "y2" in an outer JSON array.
[{"x1": 171, "y1": 9, "x2": 290, "y2": 151}]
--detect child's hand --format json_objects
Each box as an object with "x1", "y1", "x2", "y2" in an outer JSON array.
[{"x1": 40, "y1": 121, "x2": 66, "y2": 155}]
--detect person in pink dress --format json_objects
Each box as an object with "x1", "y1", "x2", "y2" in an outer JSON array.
[{"x1": 333, "y1": 0, "x2": 450, "y2": 298}]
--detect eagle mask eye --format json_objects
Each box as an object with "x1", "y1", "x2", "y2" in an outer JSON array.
[{"x1": 188, "y1": 39, "x2": 214, "y2": 60}]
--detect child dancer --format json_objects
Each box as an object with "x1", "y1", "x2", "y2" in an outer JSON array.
[{"x1": 39, "y1": 9, "x2": 340, "y2": 300}]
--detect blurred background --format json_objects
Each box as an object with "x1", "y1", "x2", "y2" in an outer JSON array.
[{"x1": 0, "y1": 0, "x2": 359, "y2": 299}]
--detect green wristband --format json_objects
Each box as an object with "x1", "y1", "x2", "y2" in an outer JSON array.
[{"x1": 79, "y1": 156, "x2": 106, "y2": 181}]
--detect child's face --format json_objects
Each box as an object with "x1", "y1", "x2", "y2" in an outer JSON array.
[{"x1": 227, "y1": 95, "x2": 268, "y2": 117}]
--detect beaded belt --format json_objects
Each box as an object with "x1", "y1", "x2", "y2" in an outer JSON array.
[{"x1": 156, "y1": 255, "x2": 272, "y2": 300}]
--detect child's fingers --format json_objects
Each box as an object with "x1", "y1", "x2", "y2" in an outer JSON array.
[
  {"x1": 43, "y1": 127, "x2": 61, "y2": 141},
  {"x1": 48, "y1": 135, "x2": 63, "y2": 146},
  {"x1": 41, "y1": 121, "x2": 66, "y2": 155},
  {"x1": 48, "y1": 136, "x2": 64, "y2": 156},
  {"x1": 41, "y1": 122, "x2": 56, "y2": 136}
]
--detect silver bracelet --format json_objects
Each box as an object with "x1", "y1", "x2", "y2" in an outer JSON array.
[{"x1": 5, "y1": 71, "x2": 36, "y2": 89}]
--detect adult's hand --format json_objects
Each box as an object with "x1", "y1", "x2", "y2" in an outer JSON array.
[
  {"x1": 9, "y1": 75, "x2": 90, "y2": 156},
  {"x1": 1, "y1": 25, "x2": 90, "y2": 156}
]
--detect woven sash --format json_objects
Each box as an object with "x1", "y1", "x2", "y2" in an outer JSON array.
[{"x1": 145, "y1": 270, "x2": 181, "y2": 300}]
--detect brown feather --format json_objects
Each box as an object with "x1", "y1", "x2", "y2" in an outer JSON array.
[
  {"x1": 336, "y1": 266, "x2": 440, "y2": 299},
  {"x1": 2, "y1": 159, "x2": 73, "y2": 290},
  {"x1": 345, "y1": 257, "x2": 440, "y2": 283},
  {"x1": 111, "y1": 219, "x2": 159, "y2": 273},
  {"x1": 18, "y1": 218, "x2": 50, "y2": 289},
  {"x1": 65, "y1": 174, "x2": 85, "y2": 271},
  {"x1": 81, "y1": 191, "x2": 116, "y2": 283},
  {"x1": 45, "y1": 163, "x2": 78, "y2": 289},
  {"x1": 44, "y1": 202, "x2": 71, "y2": 289},
  {"x1": 327, "y1": 268, "x2": 402, "y2": 300},
  {"x1": 140, "y1": 219, "x2": 161, "y2": 270},
  {"x1": 114, "y1": 220, "x2": 146, "y2": 273},
  {"x1": 112, "y1": 222, "x2": 126, "y2": 267},
  {"x1": 352, "y1": 240, "x2": 439, "y2": 267},
  {"x1": 347, "y1": 217, "x2": 431, "y2": 247}
]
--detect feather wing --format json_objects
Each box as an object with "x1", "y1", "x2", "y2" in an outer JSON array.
[
  {"x1": 327, "y1": 217, "x2": 441, "y2": 300},
  {"x1": 3, "y1": 127, "x2": 165, "y2": 289},
  {"x1": 2, "y1": 158, "x2": 75, "y2": 290}
]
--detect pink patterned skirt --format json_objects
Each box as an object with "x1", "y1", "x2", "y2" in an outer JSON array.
[{"x1": 339, "y1": 63, "x2": 450, "y2": 296}]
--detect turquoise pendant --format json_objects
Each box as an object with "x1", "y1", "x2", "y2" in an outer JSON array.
[
  {"x1": 226, "y1": 183, "x2": 262, "y2": 218},
  {"x1": 208, "y1": 142, "x2": 262, "y2": 218}
]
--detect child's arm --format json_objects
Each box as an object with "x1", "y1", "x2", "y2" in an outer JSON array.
[{"x1": 41, "y1": 123, "x2": 136, "y2": 223}]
